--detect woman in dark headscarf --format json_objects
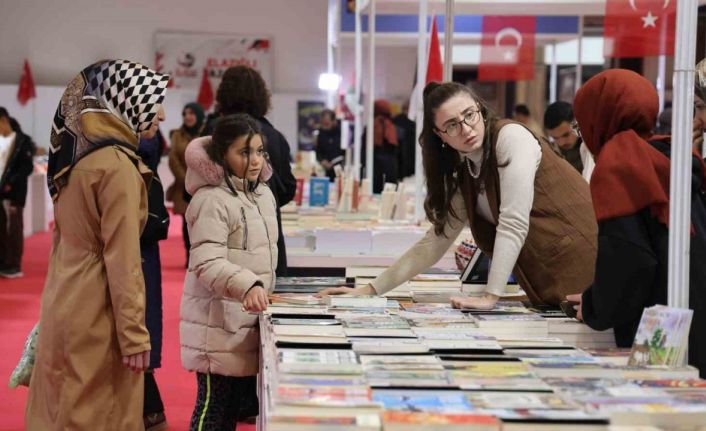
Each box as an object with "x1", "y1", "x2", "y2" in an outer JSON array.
[
  {"x1": 568, "y1": 69, "x2": 706, "y2": 377},
  {"x1": 169, "y1": 102, "x2": 204, "y2": 266},
  {"x1": 26, "y1": 60, "x2": 169, "y2": 430}
]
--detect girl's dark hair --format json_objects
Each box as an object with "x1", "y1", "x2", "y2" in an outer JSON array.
[
  {"x1": 216, "y1": 66, "x2": 271, "y2": 118},
  {"x1": 421, "y1": 81, "x2": 499, "y2": 235},
  {"x1": 206, "y1": 113, "x2": 265, "y2": 195}
]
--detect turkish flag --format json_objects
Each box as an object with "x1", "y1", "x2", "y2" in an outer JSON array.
[
  {"x1": 426, "y1": 15, "x2": 443, "y2": 83},
  {"x1": 196, "y1": 68, "x2": 214, "y2": 111},
  {"x1": 17, "y1": 59, "x2": 36, "y2": 106},
  {"x1": 604, "y1": 0, "x2": 676, "y2": 58},
  {"x1": 478, "y1": 16, "x2": 536, "y2": 82}
]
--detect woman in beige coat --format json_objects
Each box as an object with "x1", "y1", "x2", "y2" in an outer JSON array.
[
  {"x1": 168, "y1": 102, "x2": 205, "y2": 265},
  {"x1": 180, "y1": 114, "x2": 278, "y2": 430},
  {"x1": 26, "y1": 60, "x2": 169, "y2": 430}
]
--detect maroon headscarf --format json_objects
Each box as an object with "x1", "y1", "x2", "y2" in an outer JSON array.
[
  {"x1": 574, "y1": 69, "x2": 672, "y2": 225},
  {"x1": 373, "y1": 99, "x2": 398, "y2": 147}
]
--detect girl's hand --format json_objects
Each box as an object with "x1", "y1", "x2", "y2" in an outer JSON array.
[
  {"x1": 317, "y1": 284, "x2": 376, "y2": 297},
  {"x1": 243, "y1": 286, "x2": 269, "y2": 312},
  {"x1": 450, "y1": 293, "x2": 499, "y2": 310}
]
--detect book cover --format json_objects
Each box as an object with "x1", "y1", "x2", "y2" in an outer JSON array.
[
  {"x1": 628, "y1": 306, "x2": 694, "y2": 367},
  {"x1": 382, "y1": 411, "x2": 499, "y2": 426},
  {"x1": 373, "y1": 391, "x2": 474, "y2": 413},
  {"x1": 309, "y1": 177, "x2": 330, "y2": 207}
]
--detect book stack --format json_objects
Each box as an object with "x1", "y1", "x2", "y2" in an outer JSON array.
[
  {"x1": 258, "y1": 287, "x2": 705, "y2": 430},
  {"x1": 347, "y1": 266, "x2": 462, "y2": 301},
  {"x1": 548, "y1": 318, "x2": 617, "y2": 350},
  {"x1": 274, "y1": 276, "x2": 353, "y2": 294},
  {"x1": 341, "y1": 315, "x2": 415, "y2": 338}
]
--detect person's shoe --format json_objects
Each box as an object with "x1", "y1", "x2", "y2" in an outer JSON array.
[
  {"x1": 144, "y1": 412, "x2": 167, "y2": 431},
  {"x1": 0, "y1": 268, "x2": 23, "y2": 279}
]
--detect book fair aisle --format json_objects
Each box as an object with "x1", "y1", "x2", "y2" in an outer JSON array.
[{"x1": 4, "y1": 0, "x2": 706, "y2": 430}]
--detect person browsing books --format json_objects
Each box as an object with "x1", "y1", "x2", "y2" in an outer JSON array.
[
  {"x1": 566, "y1": 69, "x2": 706, "y2": 378},
  {"x1": 180, "y1": 114, "x2": 278, "y2": 429},
  {"x1": 322, "y1": 81, "x2": 597, "y2": 309}
]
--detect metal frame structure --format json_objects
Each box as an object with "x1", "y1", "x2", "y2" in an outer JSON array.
[{"x1": 333, "y1": 0, "x2": 703, "y2": 313}]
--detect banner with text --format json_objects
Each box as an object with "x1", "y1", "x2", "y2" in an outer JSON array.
[{"x1": 155, "y1": 31, "x2": 272, "y2": 100}]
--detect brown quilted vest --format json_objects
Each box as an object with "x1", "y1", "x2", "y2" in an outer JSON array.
[{"x1": 458, "y1": 119, "x2": 597, "y2": 305}]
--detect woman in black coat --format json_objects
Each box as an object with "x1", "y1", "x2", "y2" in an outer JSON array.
[{"x1": 137, "y1": 132, "x2": 170, "y2": 428}]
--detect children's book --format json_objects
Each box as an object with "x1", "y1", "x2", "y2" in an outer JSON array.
[{"x1": 628, "y1": 305, "x2": 694, "y2": 368}]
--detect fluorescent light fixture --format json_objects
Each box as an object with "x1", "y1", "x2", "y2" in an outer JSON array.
[{"x1": 318, "y1": 73, "x2": 341, "y2": 91}]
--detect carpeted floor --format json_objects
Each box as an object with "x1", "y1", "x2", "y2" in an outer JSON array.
[{"x1": 0, "y1": 214, "x2": 256, "y2": 431}]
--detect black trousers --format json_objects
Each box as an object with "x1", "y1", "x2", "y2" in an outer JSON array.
[
  {"x1": 144, "y1": 370, "x2": 164, "y2": 415},
  {"x1": 0, "y1": 201, "x2": 23, "y2": 269},
  {"x1": 189, "y1": 373, "x2": 258, "y2": 431}
]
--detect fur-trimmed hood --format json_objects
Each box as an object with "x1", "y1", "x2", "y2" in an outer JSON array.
[{"x1": 185, "y1": 136, "x2": 272, "y2": 195}]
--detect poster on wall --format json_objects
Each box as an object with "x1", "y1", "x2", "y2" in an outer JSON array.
[
  {"x1": 154, "y1": 31, "x2": 272, "y2": 104},
  {"x1": 297, "y1": 100, "x2": 325, "y2": 151}
]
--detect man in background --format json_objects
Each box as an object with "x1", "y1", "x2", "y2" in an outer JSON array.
[
  {"x1": 315, "y1": 109, "x2": 343, "y2": 181},
  {"x1": 513, "y1": 104, "x2": 546, "y2": 139},
  {"x1": 0, "y1": 107, "x2": 36, "y2": 278},
  {"x1": 543, "y1": 101, "x2": 594, "y2": 182}
]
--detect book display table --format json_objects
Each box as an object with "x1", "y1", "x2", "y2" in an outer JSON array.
[{"x1": 256, "y1": 280, "x2": 706, "y2": 431}]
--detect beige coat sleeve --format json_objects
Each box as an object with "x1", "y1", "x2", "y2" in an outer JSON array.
[
  {"x1": 97, "y1": 152, "x2": 151, "y2": 357},
  {"x1": 169, "y1": 131, "x2": 187, "y2": 183},
  {"x1": 371, "y1": 191, "x2": 467, "y2": 295},
  {"x1": 187, "y1": 193, "x2": 261, "y2": 301}
]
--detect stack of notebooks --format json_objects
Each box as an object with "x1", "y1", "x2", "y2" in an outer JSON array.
[{"x1": 259, "y1": 290, "x2": 706, "y2": 430}]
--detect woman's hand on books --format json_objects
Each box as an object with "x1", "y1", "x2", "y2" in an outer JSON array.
[
  {"x1": 243, "y1": 286, "x2": 269, "y2": 312},
  {"x1": 122, "y1": 350, "x2": 151, "y2": 373},
  {"x1": 450, "y1": 293, "x2": 499, "y2": 310},
  {"x1": 565, "y1": 294, "x2": 583, "y2": 321},
  {"x1": 317, "y1": 283, "x2": 376, "y2": 297}
]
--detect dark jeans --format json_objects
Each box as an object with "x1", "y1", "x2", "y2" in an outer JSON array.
[
  {"x1": 189, "y1": 373, "x2": 258, "y2": 431},
  {"x1": 144, "y1": 370, "x2": 165, "y2": 415},
  {"x1": 373, "y1": 153, "x2": 399, "y2": 194},
  {"x1": 0, "y1": 201, "x2": 23, "y2": 269}
]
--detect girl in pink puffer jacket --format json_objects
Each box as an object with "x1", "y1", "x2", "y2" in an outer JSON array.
[{"x1": 180, "y1": 113, "x2": 278, "y2": 430}]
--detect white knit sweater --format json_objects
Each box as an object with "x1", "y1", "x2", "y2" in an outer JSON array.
[{"x1": 372, "y1": 124, "x2": 541, "y2": 296}]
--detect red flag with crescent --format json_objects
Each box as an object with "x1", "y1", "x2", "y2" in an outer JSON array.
[
  {"x1": 478, "y1": 16, "x2": 536, "y2": 82},
  {"x1": 604, "y1": 0, "x2": 676, "y2": 58}
]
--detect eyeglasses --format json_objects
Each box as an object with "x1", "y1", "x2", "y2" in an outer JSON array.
[
  {"x1": 437, "y1": 110, "x2": 481, "y2": 137},
  {"x1": 570, "y1": 120, "x2": 582, "y2": 140}
]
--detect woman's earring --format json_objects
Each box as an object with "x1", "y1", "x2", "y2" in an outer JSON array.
[{"x1": 441, "y1": 142, "x2": 446, "y2": 149}]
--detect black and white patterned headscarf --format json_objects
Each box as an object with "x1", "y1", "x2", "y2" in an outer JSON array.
[{"x1": 48, "y1": 59, "x2": 169, "y2": 199}]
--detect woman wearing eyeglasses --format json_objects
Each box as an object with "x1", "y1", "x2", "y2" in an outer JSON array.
[{"x1": 322, "y1": 81, "x2": 597, "y2": 309}]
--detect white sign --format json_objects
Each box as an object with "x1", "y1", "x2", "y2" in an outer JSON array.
[{"x1": 154, "y1": 31, "x2": 272, "y2": 90}]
